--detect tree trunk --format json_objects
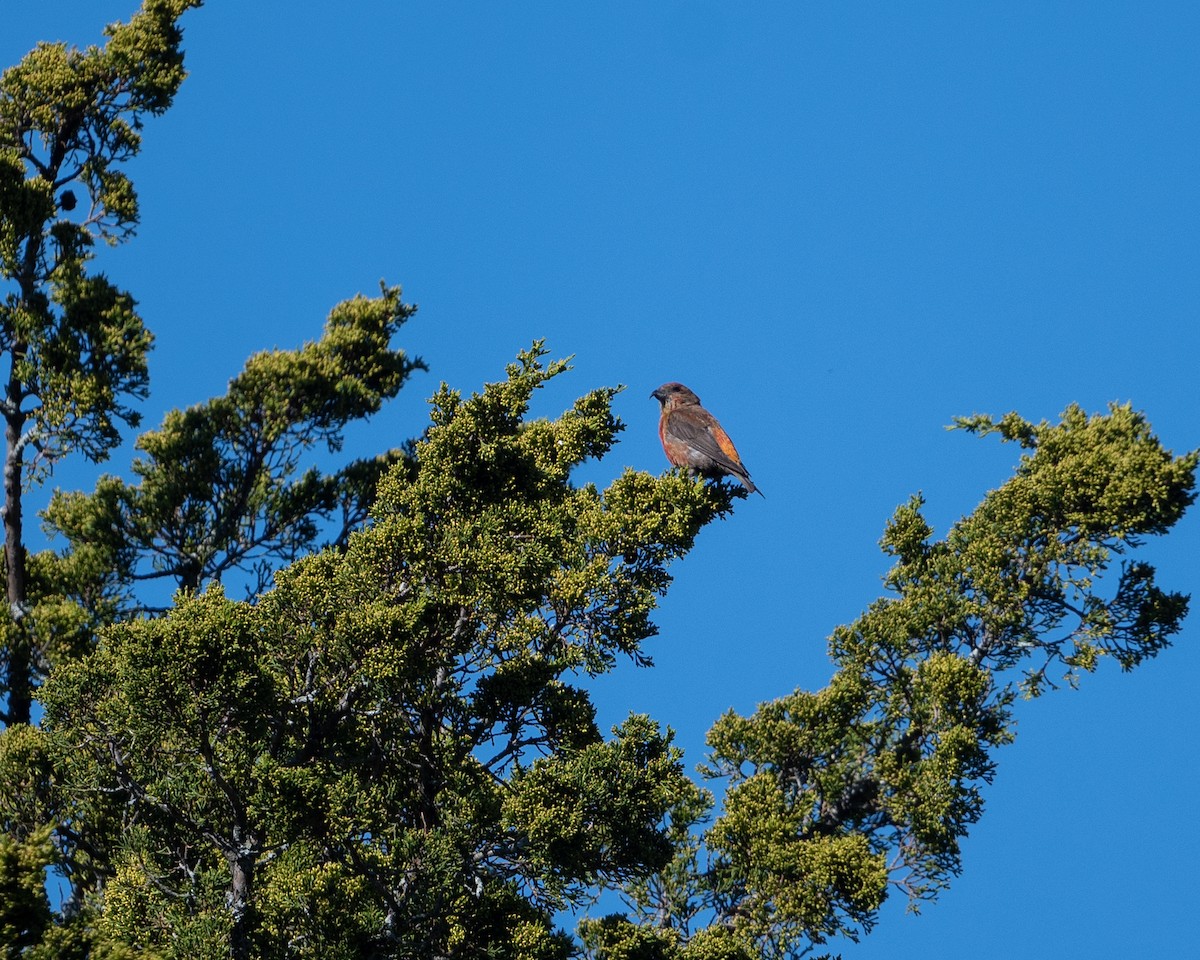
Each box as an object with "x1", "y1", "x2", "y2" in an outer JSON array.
[
  {"x1": 228, "y1": 852, "x2": 255, "y2": 960},
  {"x1": 2, "y1": 407, "x2": 30, "y2": 726}
]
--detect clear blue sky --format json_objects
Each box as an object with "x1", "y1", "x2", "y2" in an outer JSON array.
[{"x1": 5, "y1": 3, "x2": 1198, "y2": 956}]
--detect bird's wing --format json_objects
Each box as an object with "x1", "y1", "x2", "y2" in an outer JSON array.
[{"x1": 665, "y1": 411, "x2": 747, "y2": 474}]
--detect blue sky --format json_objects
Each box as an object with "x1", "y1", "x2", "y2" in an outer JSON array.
[{"x1": 5, "y1": 2, "x2": 1199, "y2": 956}]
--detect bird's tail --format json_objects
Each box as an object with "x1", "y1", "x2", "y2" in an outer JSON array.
[{"x1": 737, "y1": 471, "x2": 764, "y2": 498}]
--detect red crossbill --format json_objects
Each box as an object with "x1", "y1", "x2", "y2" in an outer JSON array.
[{"x1": 651, "y1": 382, "x2": 763, "y2": 497}]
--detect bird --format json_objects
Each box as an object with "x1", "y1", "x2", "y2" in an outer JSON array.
[{"x1": 650, "y1": 382, "x2": 763, "y2": 497}]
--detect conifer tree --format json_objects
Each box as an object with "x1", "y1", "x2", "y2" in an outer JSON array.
[
  {"x1": 586, "y1": 404, "x2": 1195, "y2": 959},
  {"x1": 0, "y1": 0, "x2": 203, "y2": 726},
  {"x1": 36, "y1": 377, "x2": 1197, "y2": 959},
  {"x1": 2, "y1": 6, "x2": 1196, "y2": 959},
  {"x1": 41, "y1": 349, "x2": 733, "y2": 959}
]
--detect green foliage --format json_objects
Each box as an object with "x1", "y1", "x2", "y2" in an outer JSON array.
[
  {"x1": 0, "y1": 825, "x2": 53, "y2": 957},
  {"x1": 44, "y1": 284, "x2": 423, "y2": 606},
  {"x1": 41, "y1": 348, "x2": 735, "y2": 958},
  {"x1": 918, "y1": 403, "x2": 1194, "y2": 689},
  {"x1": 577, "y1": 912, "x2": 759, "y2": 960},
  {"x1": 0, "y1": 0, "x2": 202, "y2": 248},
  {"x1": 502, "y1": 714, "x2": 688, "y2": 893},
  {"x1": 15, "y1": 319, "x2": 1200, "y2": 958},
  {"x1": 672, "y1": 402, "x2": 1195, "y2": 957},
  {"x1": 579, "y1": 914, "x2": 681, "y2": 960},
  {"x1": 0, "y1": 0, "x2": 203, "y2": 463}
]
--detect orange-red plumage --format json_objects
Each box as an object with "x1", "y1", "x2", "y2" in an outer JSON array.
[{"x1": 650, "y1": 382, "x2": 762, "y2": 497}]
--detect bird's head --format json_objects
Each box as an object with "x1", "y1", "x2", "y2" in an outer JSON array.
[{"x1": 650, "y1": 382, "x2": 701, "y2": 408}]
